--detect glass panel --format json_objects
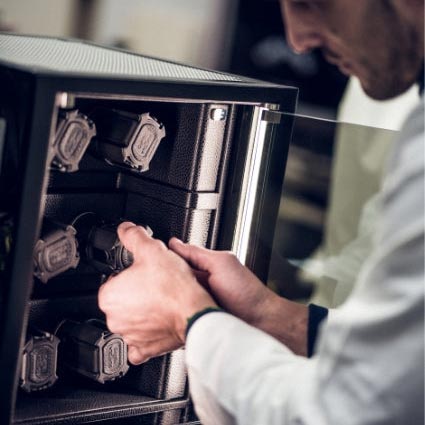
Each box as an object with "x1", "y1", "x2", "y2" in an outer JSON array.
[{"x1": 268, "y1": 114, "x2": 398, "y2": 307}]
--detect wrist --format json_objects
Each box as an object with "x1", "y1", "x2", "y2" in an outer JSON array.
[
  {"x1": 246, "y1": 287, "x2": 281, "y2": 328},
  {"x1": 175, "y1": 290, "x2": 218, "y2": 344},
  {"x1": 185, "y1": 306, "x2": 224, "y2": 337},
  {"x1": 253, "y1": 293, "x2": 308, "y2": 356}
]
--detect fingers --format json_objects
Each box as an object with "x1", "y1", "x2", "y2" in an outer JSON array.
[
  {"x1": 127, "y1": 346, "x2": 148, "y2": 365},
  {"x1": 98, "y1": 270, "x2": 127, "y2": 312},
  {"x1": 169, "y1": 238, "x2": 214, "y2": 272},
  {"x1": 192, "y1": 269, "x2": 211, "y2": 291},
  {"x1": 117, "y1": 222, "x2": 168, "y2": 262},
  {"x1": 127, "y1": 340, "x2": 181, "y2": 365},
  {"x1": 98, "y1": 280, "x2": 113, "y2": 312},
  {"x1": 117, "y1": 222, "x2": 150, "y2": 253}
]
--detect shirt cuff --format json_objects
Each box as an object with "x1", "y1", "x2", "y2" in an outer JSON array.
[
  {"x1": 307, "y1": 304, "x2": 328, "y2": 357},
  {"x1": 186, "y1": 306, "x2": 224, "y2": 337}
]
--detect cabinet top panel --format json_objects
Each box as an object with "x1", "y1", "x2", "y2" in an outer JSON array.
[{"x1": 0, "y1": 33, "x2": 256, "y2": 83}]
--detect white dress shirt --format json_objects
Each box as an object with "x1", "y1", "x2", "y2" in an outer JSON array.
[{"x1": 185, "y1": 98, "x2": 424, "y2": 425}]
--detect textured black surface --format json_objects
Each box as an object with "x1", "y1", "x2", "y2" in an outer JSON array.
[
  {"x1": 47, "y1": 154, "x2": 119, "y2": 191},
  {"x1": 14, "y1": 383, "x2": 188, "y2": 424},
  {"x1": 0, "y1": 34, "x2": 242, "y2": 82},
  {"x1": 138, "y1": 103, "x2": 233, "y2": 192},
  {"x1": 125, "y1": 193, "x2": 213, "y2": 247},
  {"x1": 28, "y1": 295, "x2": 104, "y2": 331},
  {"x1": 31, "y1": 268, "x2": 103, "y2": 298},
  {"x1": 118, "y1": 174, "x2": 219, "y2": 209},
  {"x1": 43, "y1": 193, "x2": 126, "y2": 225},
  {"x1": 121, "y1": 350, "x2": 186, "y2": 400}
]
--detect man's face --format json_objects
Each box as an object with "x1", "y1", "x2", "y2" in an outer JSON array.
[{"x1": 280, "y1": 0, "x2": 423, "y2": 100}]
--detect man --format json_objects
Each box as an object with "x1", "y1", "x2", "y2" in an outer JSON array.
[{"x1": 98, "y1": 1, "x2": 424, "y2": 423}]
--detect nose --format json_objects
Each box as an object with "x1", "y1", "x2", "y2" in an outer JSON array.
[{"x1": 281, "y1": 2, "x2": 324, "y2": 54}]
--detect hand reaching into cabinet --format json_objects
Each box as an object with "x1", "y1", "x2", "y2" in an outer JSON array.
[
  {"x1": 169, "y1": 238, "x2": 308, "y2": 356},
  {"x1": 98, "y1": 222, "x2": 308, "y2": 365},
  {"x1": 98, "y1": 222, "x2": 216, "y2": 364}
]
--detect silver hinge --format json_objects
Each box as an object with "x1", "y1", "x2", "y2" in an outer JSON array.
[{"x1": 261, "y1": 110, "x2": 282, "y2": 124}]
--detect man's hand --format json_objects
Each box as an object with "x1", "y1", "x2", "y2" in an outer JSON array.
[
  {"x1": 169, "y1": 238, "x2": 309, "y2": 356},
  {"x1": 98, "y1": 222, "x2": 217, "y2": 365}
]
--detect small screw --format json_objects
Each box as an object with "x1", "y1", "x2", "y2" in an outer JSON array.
[{"x1": 210, "y1": 108, "x2": 227, "y2": 121}]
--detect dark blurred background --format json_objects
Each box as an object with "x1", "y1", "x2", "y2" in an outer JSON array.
[{"x1": 229, "y1": 0, "x2": 348, "y2": 114}]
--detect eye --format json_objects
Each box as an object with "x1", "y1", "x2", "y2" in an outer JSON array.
[
  {"x1": 289, "y1": 0, "x2": 326, "y2": 13},
  {"x1": 288, "y1": 0, "x2": 316, "y2": 12},
  {"x1": 292, "y1": 1, "x2": 311, "y2": 10}
]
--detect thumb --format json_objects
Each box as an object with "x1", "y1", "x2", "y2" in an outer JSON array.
[
  {"x1": 117, "y1": 221, "x2": 152, "y2": 257},
  {"x1": 169, "y1": 238, "x2": 215, "y2": 273},
  {"x1": 127, "y1": 345, "x2": 149, "y2": 365}
]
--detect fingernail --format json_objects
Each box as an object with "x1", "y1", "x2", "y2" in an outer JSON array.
[
  {"x1": 172, "y1": 237, "x2": 184, "y2": 245},
  {"x1": 118, "y1": 221, "x2": 136, "y2": 232}
]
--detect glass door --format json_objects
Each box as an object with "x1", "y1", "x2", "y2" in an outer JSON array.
[{"x1": 266, "y1": 114, "x2": 398, "y2": 307}]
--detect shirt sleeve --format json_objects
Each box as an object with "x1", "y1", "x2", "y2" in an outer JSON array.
[{"x1": 185, "y1": 100, "x2": 424, "y2": 425}]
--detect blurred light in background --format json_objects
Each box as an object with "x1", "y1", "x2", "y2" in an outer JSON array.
[
  {"x1": 0, "y1": 0, "x2": 237, "y2": 69},
  {"x1": 0, "y1": 0, "x2": 75, "y2": 37},
  {"x1": 0, "y1": 0, "x2": 348, "y2": 117}
]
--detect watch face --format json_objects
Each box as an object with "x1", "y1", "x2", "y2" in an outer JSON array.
[
  {"x1": 102, "y1": 337, "x2": 128, "y2": 378},
  {"x1": 53, "y1": 110, "x2": 96, "y2": 173},
  {"x1": 34, "y1": 225, "x2": 80, "y2": 283}
]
